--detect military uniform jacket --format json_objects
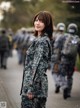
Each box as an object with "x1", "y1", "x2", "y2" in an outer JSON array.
[{"x1": 21, "y1": 33, "x2": 51, "y2": 98}]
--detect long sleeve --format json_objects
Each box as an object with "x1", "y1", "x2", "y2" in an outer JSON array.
[{"x1": 31, "y1": 41, "x2": 46, "y2": 81}]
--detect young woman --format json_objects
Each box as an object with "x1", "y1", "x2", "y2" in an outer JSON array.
[{"x1": 20, "y1": 11, "x2": 53, "y2": 108}]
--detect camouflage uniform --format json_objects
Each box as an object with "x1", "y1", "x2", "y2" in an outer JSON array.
[
  {"x1": 59, "y1": 23, "x2": 80, "y2": 99},
  {"x1": 20, "y1": 33, "x2": 51, "y2": 108},
  {"x1": 51, "y1": 32, "x2": 65, "y2": 93},
  {"x1": 59, "y1": 34, "x2": 80, "y2": 99},
  {"x1": 52, "y1": 23, "x2": 80, "y2": 99},
  {"x1": 51, "y1": 23, "x2": 66, "y2": 93}
]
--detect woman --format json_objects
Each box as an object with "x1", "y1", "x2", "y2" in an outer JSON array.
[{"x1": 20, "y1": 11, "x2": 53, "y2": 108}]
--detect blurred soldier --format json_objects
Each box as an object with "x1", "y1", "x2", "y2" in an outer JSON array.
[
  {"x1": 53, "y1": 22, "x2": 66, "y2": 41},
  {"x1": 21, "y1": 30, "x2": 35, "y2": 65},
  {"x1": 7, "y1": 28, "x2": 14, "y2": 57},
  {"x1": 0, "y1": 29, "x2": 10, "y2": 69},
  {"x1": 14, "y1": 28, "x2": 27, "y2": 65},
  {"x1": 59, "y1": 23, "x2": 80, "y2": 99},
  {"x1": 51, "y1": 23, "x2": 66, "y2": 93},
  {"x1": 14, "y1": 28, "x2": 35, "y2": 65}
]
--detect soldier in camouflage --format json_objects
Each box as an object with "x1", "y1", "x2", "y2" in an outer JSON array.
[
  {"x1": 59, "y1": 23, "x2": 80, "y2": 99},
  {"x1": 51, "y1": 23, "x2": 66, "y2": 94},
  {"x1": 20, "y1": 11, "x2": 53, "y2": 108}
]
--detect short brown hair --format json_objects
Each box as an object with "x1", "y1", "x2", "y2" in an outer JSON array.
[{"x1": 33, "y1": 11, "x2": 53, "y2": 39}]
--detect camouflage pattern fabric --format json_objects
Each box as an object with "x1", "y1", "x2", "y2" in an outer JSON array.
[
  {"x1": 21, "y1": 96, "x2": 46, "y2": 108},
  {"x1": 59, "y1": 56, "x2": 75, "y2": 93},
  {"x1": 20, "y1": 34, "x2": 51, "y2": 108}
]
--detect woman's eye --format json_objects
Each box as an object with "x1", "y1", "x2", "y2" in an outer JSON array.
[
  {"x1": 35, "y1": 19, "x2": 43, "y2": 23},
  {"x1": 35, "y1": 19, "x2": 38, "y2": 21},
  {"x1": 39, "y1": 20, "x2": 43, "y2": 23}
]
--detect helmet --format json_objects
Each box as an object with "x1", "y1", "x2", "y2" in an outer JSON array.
[
  {"x1": 56, "y1": 23, "x2": 65, "y2": 31},
  {"x1": 67, "y1": 23, "x2": 78, "y2": 34}
]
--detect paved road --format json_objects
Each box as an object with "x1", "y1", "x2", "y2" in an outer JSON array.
[{"x1": 0, "y1": 49, "x2": 80, "y2": 108}]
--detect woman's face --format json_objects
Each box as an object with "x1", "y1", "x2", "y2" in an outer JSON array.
[{"x1": 34, "y1": 17, "x2": 45, "y2": 35}]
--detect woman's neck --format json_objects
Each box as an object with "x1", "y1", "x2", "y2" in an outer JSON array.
[{"x1": 38, "y1": 32, "x2": 41, "y2": 38}]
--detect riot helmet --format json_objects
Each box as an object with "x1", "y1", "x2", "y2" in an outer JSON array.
[
  {"x1": 56, "y1": 23, "x2": 65, "y2": 31},
  {"x1": 67, "y1": 23, "x2": 78, "y2": 35}
]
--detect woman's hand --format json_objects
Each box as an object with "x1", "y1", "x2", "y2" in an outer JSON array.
[{"x1": 26, "y1": 92, "x2": 34, "y2": 100}]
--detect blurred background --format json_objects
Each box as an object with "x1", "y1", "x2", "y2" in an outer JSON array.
[{"x1": 0, "y1": 0, "x2": 80, "y2": 34}]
